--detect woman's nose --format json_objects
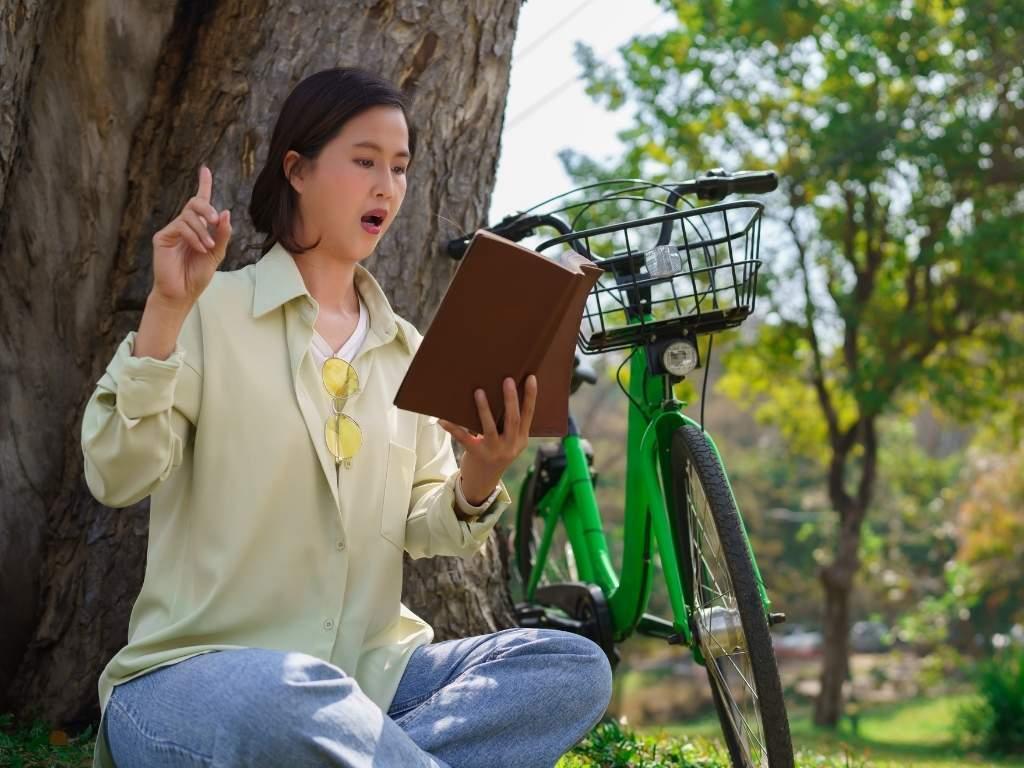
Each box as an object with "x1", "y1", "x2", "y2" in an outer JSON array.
[{"x1": 374, "y1": 169, "x2": 393, "y2": 198}]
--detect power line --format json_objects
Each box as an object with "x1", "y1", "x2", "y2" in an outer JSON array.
[
  {"x1": 506, "y1": 8, "x2": 675, "y2": 130},
  {"x1": 514, "y1": 0, "x2": 598, "y2": 63}
]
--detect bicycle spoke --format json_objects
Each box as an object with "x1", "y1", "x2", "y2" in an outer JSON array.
[
  {"x1": 684, "y1": 459, "x2": 769, "y2": 767},
  {"x1": 688, "y1": 477, "x2": 733, "y2": 599},
  {"x1": 706, "y1": 637, "x2": 768, "y2": 764},
  {"x1": 531, "y1": 518, "x2": 577, "y2": 584},
  {"x1": 708, "y1": 658, "x2": 767, "y2": 765},
  {"x1": 686, "y1": 477, "x2": 730, "y2": 588},
  {"x1": 690, "y1": 501, "x2": 734, "y2": 613},
  {"x1": 705, "y1": 630, "x2": 758, "y2": 700}
]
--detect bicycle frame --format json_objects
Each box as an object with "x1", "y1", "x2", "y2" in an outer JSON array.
[{"x1": 522, "y1": 333, "x2": 773, "y2": 652}]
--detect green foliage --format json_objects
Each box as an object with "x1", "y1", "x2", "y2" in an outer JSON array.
[
  {"x1": 563, "y1": 719, "x2": 730, "y2": 767},
  {"x1": 956, "y1": 646, "x2": 1024, "y2": 756},
  {"x1": 856, "y1": 418, "x2": 965, "y2": 617},
  {"x1": 956, "y1": 444, "x2": 1024, "y2": 631},
  {"x1": 896, "y1": 441, "x2": 1024, "y2": 663},
  {"x1": 560, "y1": 718, "x2": 870, "y2": 767},
  {"x1": 567, "y1": 1, "x2": 1024, "y2": 699},
  {"x1": 572, "y1": 0, "x2": 1024, "y2": 447},
  {"x1": 0, "y1": 709, "x2": 869, "y2": 768},
  {"x1": 0, "y1": 713, "x2": 95, "y2": 768}
]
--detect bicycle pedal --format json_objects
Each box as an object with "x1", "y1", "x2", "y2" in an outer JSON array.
[{"x1": 768, "y1": 612, "x2": 787, "y2": 626}]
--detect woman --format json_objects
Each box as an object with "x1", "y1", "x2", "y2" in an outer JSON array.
[{"x1": 81, "y1": 67, "x2": 613, "y2": 768}]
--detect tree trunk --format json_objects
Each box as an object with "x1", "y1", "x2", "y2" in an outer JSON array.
[
  {"x1": 814, "y1": 418, "x2": 877, "y2": 726},
  {"x1": 814, "y1": 550, "x2": 856, "y2": 726},
  {"x1": 0, "y1": 0, "x2": 523, "y2": 730}
]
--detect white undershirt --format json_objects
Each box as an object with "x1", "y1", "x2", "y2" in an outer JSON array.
[
  {"x1": 307, "y1": 292, "x2": 497, "y2": 515},
  {"x1": 309, "y1": 292, "x2": 370, "y2": 365}
]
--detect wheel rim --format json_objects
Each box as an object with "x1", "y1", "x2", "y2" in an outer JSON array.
[{"x1": 685, "y1": 461, "x2": 768, "y2": 767}]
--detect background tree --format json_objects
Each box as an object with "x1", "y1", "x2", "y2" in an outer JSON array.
[
  {"x1": 0, "y1": 0, "x2": 523, "y2": 730},
  {"x1": 567, "y1": 0, "x2": 1024, "y2": 725}
]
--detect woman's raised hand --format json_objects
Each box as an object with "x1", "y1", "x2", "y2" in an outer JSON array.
[{"x1": 151, "y1": 165, "x2": 232, "y2": 309}]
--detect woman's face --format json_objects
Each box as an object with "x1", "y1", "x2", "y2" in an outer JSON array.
[{"x1": 285, "y1": 105, "x2": 410, "y2": 261}]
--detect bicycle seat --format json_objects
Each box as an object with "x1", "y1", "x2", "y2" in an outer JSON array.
[{"x1": 571, "y1": 354, "x2": 597, "y2": 393}]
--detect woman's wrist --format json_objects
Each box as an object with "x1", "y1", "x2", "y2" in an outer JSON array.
[
  {"x1": 459, "y1": 470, "x2": 501, "y2": 506},
  {"x1": 134, "y1": 292, "x2": 192, "y2": 360},
  {"x1": 458, "y1": 473, "x2": 499, "y2": 507}
]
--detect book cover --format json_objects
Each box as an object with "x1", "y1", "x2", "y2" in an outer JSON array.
[{"x1": 393, "y1": 229, "x2": 603, "y2": 436}]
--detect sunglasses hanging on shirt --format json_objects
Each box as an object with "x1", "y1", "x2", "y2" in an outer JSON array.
[{"x1": 322, "y1": 357, "x2": 362, "y2": 468}]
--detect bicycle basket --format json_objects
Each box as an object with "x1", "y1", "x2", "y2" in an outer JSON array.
[{"x1": 540, "y1": 200, "x2": 765, "y2": 354}]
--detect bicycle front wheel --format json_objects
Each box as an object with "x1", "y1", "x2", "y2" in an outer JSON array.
[{"x1": 668, "y1": 424, "x2": 793, "y2": 768}]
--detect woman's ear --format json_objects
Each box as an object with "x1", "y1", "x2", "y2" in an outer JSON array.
[{"x1": 283, "y1": 150, "x2": 305, "y2": 194}]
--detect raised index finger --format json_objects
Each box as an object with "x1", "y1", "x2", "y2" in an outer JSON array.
[{"x1": 196, "y1": 165, "x2": 213, "y2": 203}]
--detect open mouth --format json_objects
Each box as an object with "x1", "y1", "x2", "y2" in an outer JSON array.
[{"x1": 360, "y1": 213, "x2": 385, "y2": 235}]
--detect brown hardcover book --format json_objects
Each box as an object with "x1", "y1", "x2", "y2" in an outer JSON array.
[{"x1": 393, "y1": 229, "x2": 603, "y2": 436}]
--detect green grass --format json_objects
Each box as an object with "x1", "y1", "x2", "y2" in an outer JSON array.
[
  {"x1": 561, "y1": 718, "x2": 871, "y2": 767},
  {"x1": 636, "y1": 694, "x2": 1024, "y2": 768},
  {"x1": 5, "y1": 694, "x2": 1024, "y2": 767},
  {"x1": 0, "y1": 713, "x2": 94, "y2": 767}
]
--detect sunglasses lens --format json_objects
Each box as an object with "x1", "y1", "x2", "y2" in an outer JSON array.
[
  {"x1": 322, "y1": 358, "x2": 359, "y2": 398},
  {"x1": 325, "y1": 413, "x2": 361, "y2": 461}
]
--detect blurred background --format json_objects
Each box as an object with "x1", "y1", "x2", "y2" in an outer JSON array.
[
  {"x1": 491, "y1": 1, "x2": 1024, "y2": 764},
  {"x1": 1, "y1": 1, "x2": 1020, "y2": 765}
]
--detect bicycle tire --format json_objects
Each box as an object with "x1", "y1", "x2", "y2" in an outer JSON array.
[
  {"x1": 668, "y1": 424, "x2": 793, "y2": 768},
  {"x1": 514, "y1": 464, "x2": 578, "y2": 591}
]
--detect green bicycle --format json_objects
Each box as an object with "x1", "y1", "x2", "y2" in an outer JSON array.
[{"x1": 448, "y1": 169, "x2": 794, "y2": 768}]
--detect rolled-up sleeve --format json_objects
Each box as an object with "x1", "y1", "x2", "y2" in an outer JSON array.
[
  {"x1": 81, "y1": 308, "x2": 202, "y2": 508},
  {"x1": 403, "y1": 413, "x2": 511, "y2": 560}
]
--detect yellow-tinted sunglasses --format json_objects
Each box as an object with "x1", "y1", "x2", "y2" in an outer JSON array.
[{"x1": 321, "y1": 357, "x2": 362, "y2": 468}]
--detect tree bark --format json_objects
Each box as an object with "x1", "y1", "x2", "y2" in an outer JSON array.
[
  {"x1": 813, "y1": 528, "x2": 858, "y2": 726},
  {"x1": 814, "y1": 417, "x2": 877, "y2": 726},
  {"x1": 0, "y1": 0, "x2": 523, "y2": 729}
]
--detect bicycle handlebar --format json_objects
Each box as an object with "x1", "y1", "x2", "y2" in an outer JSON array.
[
  {"x1": 445, "y1": 213, "x2": 573, "y2": 259},
  {"x1": 689, "y1": 168, "x2": 778, "y2": 201},
  {"x1": 653, "y1": 169, "x2": 777, "y2": 247},
  {"x1": 445, "y1": 168, "x2": 778, "y2": 259}
]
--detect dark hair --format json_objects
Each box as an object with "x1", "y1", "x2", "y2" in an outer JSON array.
[{"x1": 249, "y1": 67, "x2": 417, "y2": 256}]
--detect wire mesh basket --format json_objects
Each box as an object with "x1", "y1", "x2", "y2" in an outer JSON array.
[{"x1": 539, "y1": 200, "x2": 764, "y2": 354}]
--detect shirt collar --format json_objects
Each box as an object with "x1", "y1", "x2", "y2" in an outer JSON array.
[{"x1": 251, "y1": 241, "x2": 413, "y2": 354}]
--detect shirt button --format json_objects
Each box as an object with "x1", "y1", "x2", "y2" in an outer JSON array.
[
  {"x1": 323, "y1": 619, "x2": 334, "y2": 630},
  {"x1": 336, "y1": 540, "x2": 346, "y2": 551}
]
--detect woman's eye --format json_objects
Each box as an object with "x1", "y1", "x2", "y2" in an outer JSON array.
[{"x1": 356, "y1": 159, "x2": 406, "y2": 174}]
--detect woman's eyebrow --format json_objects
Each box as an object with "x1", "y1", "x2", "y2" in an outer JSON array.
[{"x1": 352, "y1": 140, "x2": 410, "y2": 159}]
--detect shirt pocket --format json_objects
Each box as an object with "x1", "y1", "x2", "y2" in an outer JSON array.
[{"x1": 380, "y1": 439, "x2": 417, "y2": 549}]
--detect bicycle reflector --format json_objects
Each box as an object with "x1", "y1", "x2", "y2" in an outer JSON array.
[
  {"x1": 644, "y1": 244, "x2": 682, "y2": 277},
  {"x1": 662, "y1": 340, "x2": 699, "y2": 376}
]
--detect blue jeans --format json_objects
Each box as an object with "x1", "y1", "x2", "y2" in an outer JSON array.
[{"x1": 103, "y1": 627, "x2": 613, "y2": 767}]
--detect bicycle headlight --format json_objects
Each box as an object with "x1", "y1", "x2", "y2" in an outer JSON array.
[{"x1": 662, "y1": 340, "x2": 699, "y2": 376}]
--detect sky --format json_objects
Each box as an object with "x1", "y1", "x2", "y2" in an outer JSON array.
[{"x1": 489, "y1": 0, "x2": 678, "y2": 222}]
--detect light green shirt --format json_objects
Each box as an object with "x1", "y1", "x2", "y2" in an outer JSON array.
[{"x1": 81, "y1": 243, "x2": 511, "y2": 768}]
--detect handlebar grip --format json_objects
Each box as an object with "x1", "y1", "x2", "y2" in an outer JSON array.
[
  {"x1": 728, "y1": 170, "x2": 778, "y2": 194},
  {"x1": 696, "y1": 169, "x2": 778, "y2": 200},
  {"x1": 446, "y1": 237, "x2": 470, "y2": 259}
]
